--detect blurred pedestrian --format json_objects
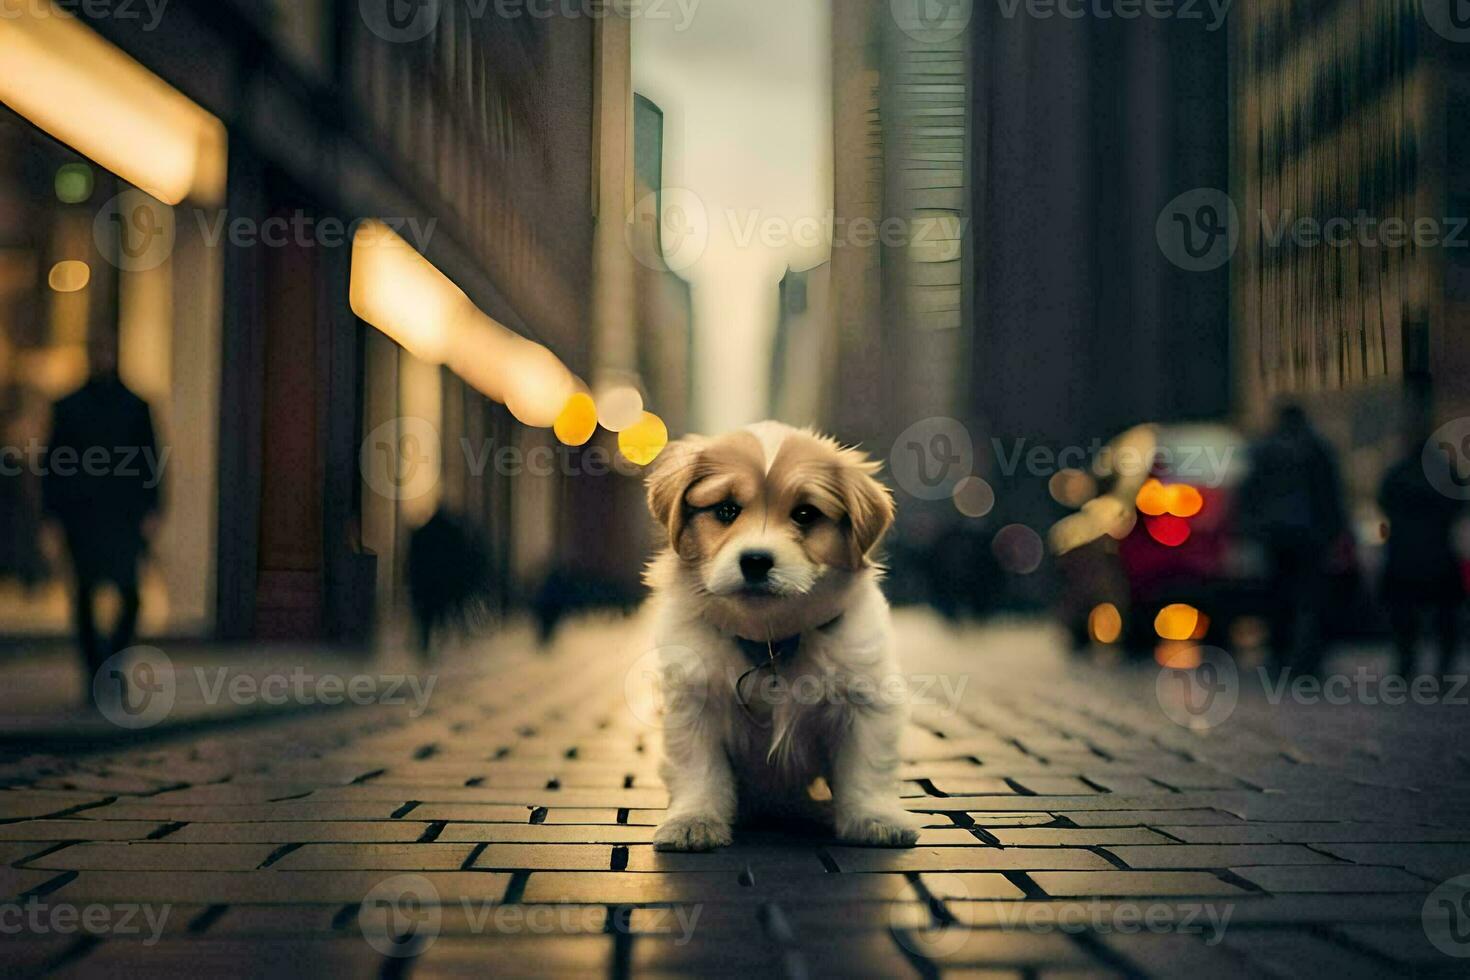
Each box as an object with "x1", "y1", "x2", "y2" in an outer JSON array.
[
  {"x1": 0, "y1": 343, "x2": 50, "y2": 590},
  {"x1": 1239, "y1": 402, "x2": 1347, "y2": 675},
  {"x1": 1379, "y1": 434, "x2": 1464, "y2": 679},
  {"x1": 407, "y1": 507, "x2": 493, "y2": 655},
  {"x1": 41, "y1": 345, "x2": 162, "y2": 703},
  {"x1": 530, "y1": 566, "x2": 641, "y2": 646}
]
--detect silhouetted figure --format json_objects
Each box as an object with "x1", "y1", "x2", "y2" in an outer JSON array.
[
  {"x1": 0, "y1": 376, "x2": 49, "y2": 589},
  {"x1": 406, "y1": 508, "x2": 493, "y2": 654},
  {"x1": 1238, "y1": 403, "x2": 1347, "y2": 675},
  {"x1": 41, "y1": 353, "x2": 161, "y2": 699},
  {"x1": 530, "y1": 567, "x2": 641, "y2": 646},
  {"x1": 1379, "y1": 442, "x2": 1464, "y2": 678}
]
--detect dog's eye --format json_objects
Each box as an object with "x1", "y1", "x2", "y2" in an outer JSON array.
[
  {"x1": 713, "y1": 501, "x2": 742, "y2": 525},
  {"x1": 791, "y1": 504, "x2": 821, "y2": 528}
]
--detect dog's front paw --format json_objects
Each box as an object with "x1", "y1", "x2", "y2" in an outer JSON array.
[
  {"x1": 653, "y1": 814, "x2": 733, "y2": 852},
  {"x1": 837, "y1": 810, "x2": 921, "y2": 847}
]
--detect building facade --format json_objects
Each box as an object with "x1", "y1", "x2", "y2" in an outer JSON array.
[
  {"x1": 1230, "y1": 0, "x2": 1470, "y2": 518},
  {"x1": 0, "y1": 0, "x2": 648, "y2": 647}
]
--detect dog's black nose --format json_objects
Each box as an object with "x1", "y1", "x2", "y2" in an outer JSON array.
[{"x1": 739, "y1": 551, "x2": 775, "y2": 584}]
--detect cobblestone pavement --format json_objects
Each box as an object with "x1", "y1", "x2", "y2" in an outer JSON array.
[{"x1": 2, "y1": 612, "x2": 1469, "y2": 978}]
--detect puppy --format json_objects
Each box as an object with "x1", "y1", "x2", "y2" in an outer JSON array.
[{"x1": 643, "y1": 421, "x2": 919, "y2": 851}]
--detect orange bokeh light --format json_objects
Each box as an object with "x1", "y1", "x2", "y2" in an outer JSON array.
[
  {"x1": 1155, "y1": 642, "x2": 1203, "y2": 669},
  {"x1": 553, "y1": 392, "x2": 599, "y2": 447},
  {"x1": 1154, "y1": 603, "x2": 1200, "y2": 641},
  {"x1": 1167, "y1": 484, "x2": 1204, "y2": 518},
  {"x1": 1089, "y1": 603, "x2": 1123, "y2": 645},
  {"x1": 1135, "y1": 478, "x2": 1169, "y2": 516},
  {"x1": 1137, "y1": 479, "x2": 1205, "y2": 519}
]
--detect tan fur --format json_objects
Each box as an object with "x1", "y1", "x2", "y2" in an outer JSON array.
[
  {"x1": 645, "y1": 425, "x2": 893, "y2": 593},
  {"x1": 642, "y1": 422, "x2": 918, "y2": 852}
]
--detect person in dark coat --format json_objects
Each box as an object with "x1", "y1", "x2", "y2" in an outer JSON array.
[
  {"x1": 1238, "y1": 402, "x2": 1347, "y2": 675},
  {"x1": 1379, "y1": 438, "x2": 1465, "y2": 678},
  {"x1": 406, "y1": 508, "x2": 493, "y2": 655},
  {"x1": 42, "y1": 347, "x2": 162, "y2": 695}
]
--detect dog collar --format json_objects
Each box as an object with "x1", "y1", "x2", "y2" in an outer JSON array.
[
  {"x1": 730, "y1": 614, "x2": 844, "y2": 668},
  {"x1": 731, "y1": 615, "x2": 843, "y2": 728}
]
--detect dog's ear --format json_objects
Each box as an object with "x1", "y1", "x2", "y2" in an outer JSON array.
[
  {"x1": 645, "y1": 436, "x2": 706, "y2": 550},
  {"x1": 837, "y1": 450, "x2": 895, "y2": 567}
]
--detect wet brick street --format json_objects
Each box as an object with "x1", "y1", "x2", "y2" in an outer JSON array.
[{"x1": 2, "y1": 613, "x2": 1469, "y2": 978}]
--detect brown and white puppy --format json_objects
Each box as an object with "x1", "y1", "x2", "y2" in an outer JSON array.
[{"x1": 643, "y1": 421, "x2": 918, "y2": 851}]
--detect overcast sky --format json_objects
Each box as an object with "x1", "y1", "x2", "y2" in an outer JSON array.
[{"x1": 633, "y1": 0, "x2": 832, "y2": 434}]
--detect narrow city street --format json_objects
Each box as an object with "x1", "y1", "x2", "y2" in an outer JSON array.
[{"x1": 3, "y1": 611, "x2": 1467, "y2": 978}]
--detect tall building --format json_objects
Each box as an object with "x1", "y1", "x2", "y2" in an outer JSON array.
[
  {"x1": 821, "y1": 4, "x2": 1230, "y2": 511},
  {"x1": 769, "y1": 262, "x2": 834, "y2": 426},
  {"x1": 1233, "y1": 0, "x2": 1470, "y2": 440},
  {"x1": 822, "y1": 0, "x2": 974, "y2": 451},
  {"x1": 968, "y1": 11, "x2": 1232, "y2": 456},
  {"x1": 881, "y1": 2, "x2": 971, "y2": 432},
  {"x1": 827, "y1": 0, "x2": 890, "y2": 446},
  {"x1": 632, "y1": 94, "x2": 694, "y2": 438}
]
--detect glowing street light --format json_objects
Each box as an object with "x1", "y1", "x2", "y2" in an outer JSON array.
[
  {"x1": 618, "y1": 412, "x2": 669, "y2": 466},
  {"x1": 0, "y1": 3, "x2": 226, "y2": 205}
]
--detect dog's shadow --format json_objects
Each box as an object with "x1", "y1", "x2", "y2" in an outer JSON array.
[{"x1": 639, "y1": 813, "x2": 909, "y2": 873}]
